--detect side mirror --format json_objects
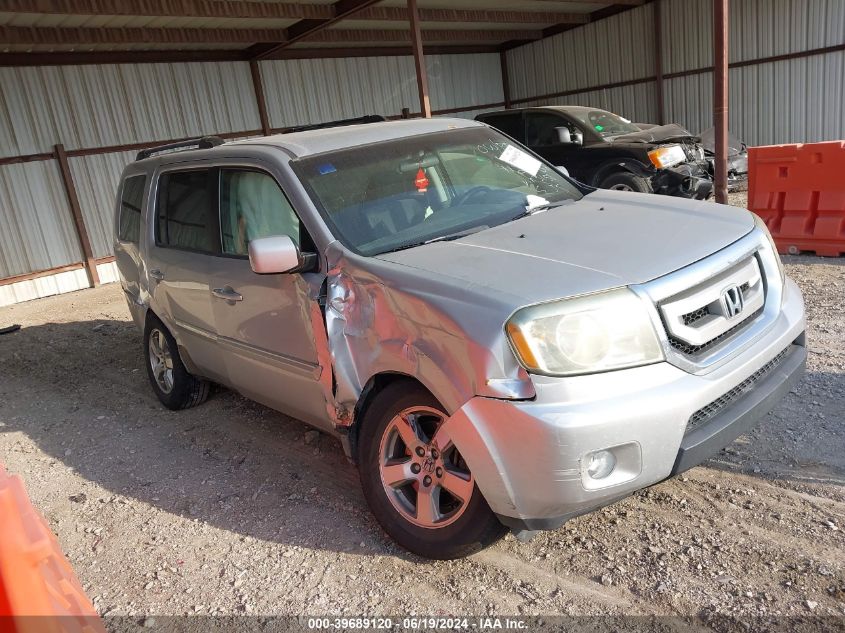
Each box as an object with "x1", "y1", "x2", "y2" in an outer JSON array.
[
  {"x1": 248, "y1": 235, "x2": 301, "y2": 274},
  {"x1": 555, "y1": 127, "x2": 572, "y2": 144},
  {"x1": 556, "y1": 165, "x2": 570, "y2": 177}
]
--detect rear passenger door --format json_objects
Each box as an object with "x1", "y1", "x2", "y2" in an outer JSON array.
[
  {"x1": 209, "y1": 167, "x2": 330, "y2": 429},
  {"x1": 147, "y1": 167, "x2": 227, "y2": 383}
]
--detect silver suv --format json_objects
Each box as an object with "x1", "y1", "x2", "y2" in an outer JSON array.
[{"x1": 114, "y1": 118, "x2": 806, "y2": 559}]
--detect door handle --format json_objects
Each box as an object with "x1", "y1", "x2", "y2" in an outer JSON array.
[
  {"x1": 212, "y1": 287, "x2": 243, "y2": 302},
  {"x1": 149, "y1": 268, "x2": 164, "y2": 281}
]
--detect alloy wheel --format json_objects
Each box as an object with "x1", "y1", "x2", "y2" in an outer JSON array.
[
  {"x1": 148, "y1": 328, "x2": 175, "y2": 394},
  {"x1": 378, "y1": 406, "x2": 473, "y2": 529}
]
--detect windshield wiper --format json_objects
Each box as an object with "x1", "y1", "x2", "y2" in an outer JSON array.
[
  {"x1": 510, "y1": 200, "x2": 570, "y2": 221},
  {"x1": 382, "y1": 226, "x2": 489, "y2": 254}
]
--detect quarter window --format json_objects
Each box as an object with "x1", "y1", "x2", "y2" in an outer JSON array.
[
  {"x1": 156, "y1": 170, "x2": 217, "y2": 253},
  {"x1": 219, "y1": 170, "x2": 301, "y2": 256},
  {"x1": 118, "y1": 175, "x2": 145, "y2": 244}
]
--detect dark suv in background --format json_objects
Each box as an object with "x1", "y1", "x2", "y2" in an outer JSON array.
[{"x1": 477, "y1": 106, "x2": 713, "y2": 199}]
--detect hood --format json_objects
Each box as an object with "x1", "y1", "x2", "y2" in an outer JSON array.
[
  {"x1": 376, "y1": 189, "x2": 755, "y2": 305},
  {"x1": 699, "y1": 126, "x2": 747, "y2": 157},
  {"x1": 610, "y1": 123, "x2": 697, "y2": 144}
]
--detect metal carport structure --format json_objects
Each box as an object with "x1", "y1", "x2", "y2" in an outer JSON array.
[{"x1": 1, "y1": 0, "x2": 843, "y2": 305}]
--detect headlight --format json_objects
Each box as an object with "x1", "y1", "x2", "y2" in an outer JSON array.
[
  {"x1": 647, "y1": 145, "x2": 686, "y2": 169},
  {"x1": 505, "y1": 289, "x2": 664, "y2": 376},
  {"x1": 753, "y1": 213, "x2": 785, "y2": 284}
]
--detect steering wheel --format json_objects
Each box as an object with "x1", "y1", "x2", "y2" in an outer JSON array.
[{"x1": 451, "y1": 185, "x2": 492, "y2": 207}]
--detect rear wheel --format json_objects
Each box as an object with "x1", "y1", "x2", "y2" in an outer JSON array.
[
  {"x1": 599, "y1": 171, "x2": 653, "y2": 193},
  {"x1": 358, "y1": 381, "x2": 506, "y2": 559},
  {"x1": 144, "y1": 315, "x2": 210, "y2": 410}
]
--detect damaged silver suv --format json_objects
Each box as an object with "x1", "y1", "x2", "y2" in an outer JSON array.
[{"x1": 114, "y1": 118, "x2": 806, "y2": 559}]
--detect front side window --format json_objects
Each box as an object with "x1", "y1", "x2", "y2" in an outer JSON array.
[
  {"x1": 292, "y1": 127, "x2": 582, "y2": 256},
  {"x1": 156, "y1": 170, "x2": 216, "y2": 253},
  {"x1": 525, "y1": 113, "x2": 568, "y2": 147},
  {"x1": 118, "y1": 175, "x2": 145, "y2": 243},
  {"x1": 220, "y1": 170, "x2": 301, "y2": 256}
]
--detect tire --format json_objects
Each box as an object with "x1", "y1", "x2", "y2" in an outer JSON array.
[
  {"x1": 358, "y1": 381, "x2": 506, "y2": 559},
  {"x1": 598, "y1": 171, "x2": 653, "y2": 193},
  {"x1": 143, "y1": 314, "x2": 210, "y2": 410}
]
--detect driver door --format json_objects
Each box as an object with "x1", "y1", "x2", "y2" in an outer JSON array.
[{"x1": 209, "y1": 167, "x2": 331, "y2": 430}]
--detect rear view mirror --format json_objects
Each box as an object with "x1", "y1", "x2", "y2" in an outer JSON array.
[{"x1": 248, "y1": 235, "x2": 301, "y2": 274}]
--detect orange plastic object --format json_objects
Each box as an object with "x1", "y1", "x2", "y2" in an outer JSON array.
[
  {"x1": 0, "y1": 465, "x2": 104, "y2": 633},
  {"x1": 748, "y1": 140, "x2": 845, "y2": 257}
]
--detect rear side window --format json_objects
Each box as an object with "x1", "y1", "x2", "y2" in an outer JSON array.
[
  {"x1": 481, "y1": 114, "x2": 524, "y2": 142},
  {"x1": 118, "y1": 175, "x2": 145, "y2": 243},
  {"x1": 156, "y1": 170, "x2": 217, "y2": 253}
]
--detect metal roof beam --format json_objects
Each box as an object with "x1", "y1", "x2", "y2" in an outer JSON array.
[
  {"x1": 354, "y1": 7, "x2": 589, "y2": 25},
  {"x1": 0, "y1": 25, "x2": 541, "y2": 47},
  {"x1": 248, "y1": 0, "x2": 382, "y2": 60},
  {"x1": 2, "y1": 0, "x2": 334, "y2": 20},
  {"x1": 0, "y1": 45, "x2": 501, "y2": 66},
  {"x1": 6, "y1": 1, "x2": 592, "y2": 26},
  {"x1": 0, "y1": 25, "x2": 286, "y2": 45},
  {"x1": 304, "y1": 29, "x2": 544, "y2": 44}
]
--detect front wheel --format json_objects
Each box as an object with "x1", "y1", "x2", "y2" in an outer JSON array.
[
  {"x1": 358, "y1": 381, "x2": 506, "y2": 559},
  {"x1": 599, "y1": 171, "x2": 653, "y2": 193}
]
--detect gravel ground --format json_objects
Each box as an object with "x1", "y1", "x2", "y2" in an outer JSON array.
[{"x1": 1, "y1": 196, "x2": 843, "y2": 625}]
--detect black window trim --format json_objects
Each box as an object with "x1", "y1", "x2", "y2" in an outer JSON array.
[
  {"x1": 117, "y1": 174, "x2": 146, "y2": 245},
  {"x1": 153, "y1": 164, "x2": 318, "y2": 267}
]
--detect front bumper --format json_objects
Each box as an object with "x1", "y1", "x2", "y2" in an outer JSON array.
[
  {"x1": 652, "y1": 163, "x2": 713, "y2": 199},
  {"x1": 443, "y1": 278, "x2": 805, "y2": 532}
]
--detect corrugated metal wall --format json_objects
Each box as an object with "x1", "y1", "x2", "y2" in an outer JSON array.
[
  {"x1": 661, "y1": 0, "x2": 845, "y2": 146},
  {"x1": 506, "y1": 2, "x2": 656, "y2": 122},
  {"x1": 0, "y1": 160, "x2": 80, "y2": 278},
  {"x1": 505, "y1": 0, "x2": 845, "y2": 147},
  {"x1": 0, "y1": 62, "x2": 261, "y2": 158},
  {"x1": 259, "y1": 53, "x2": 502, "y2": 128}
]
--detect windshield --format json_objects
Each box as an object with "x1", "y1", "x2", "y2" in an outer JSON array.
[
  {"x1": 291, "y1": 127, "x2": 582, "y2": 256},
  {"x1": 566, "y1": 109, "x2": 640, "y2": 139}
]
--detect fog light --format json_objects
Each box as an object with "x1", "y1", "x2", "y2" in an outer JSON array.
[{"x1": 586, "y1": 450, "x2": 617, "y2": 480}]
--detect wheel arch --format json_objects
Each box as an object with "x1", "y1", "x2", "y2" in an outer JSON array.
[
  {"x1": 343, "y1": 372, "x2": 443, "y2": 464},
  {"x1": 592, "y1": 159, "x2": 654, "y2": 187}
]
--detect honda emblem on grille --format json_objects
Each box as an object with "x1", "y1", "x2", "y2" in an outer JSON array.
[{"x1": 722, "y1": 285, "x2": 745, "y2": 318}]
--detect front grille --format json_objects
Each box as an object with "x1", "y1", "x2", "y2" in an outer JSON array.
[
  {"x1": 685, "y1": 347, "x2": 790, "y2": 433},
  {"x1": 669, "y1": 306, "x2": 762, "y2": 356},
  {"x1": 660, "y1": 253, "x2": 764, "y2": 358}
]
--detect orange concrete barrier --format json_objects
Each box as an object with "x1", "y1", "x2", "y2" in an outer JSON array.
[
  {"x1": 0, "y1": 465, "x2": 104, "y2": 633},
  {"x1": 748, "y1": 140, "x2": 845, "y2": 256}
]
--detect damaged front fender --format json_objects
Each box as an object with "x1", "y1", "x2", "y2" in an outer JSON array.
[{"x1": 317, "y1": 242, "x2": 535, "y2": 436}]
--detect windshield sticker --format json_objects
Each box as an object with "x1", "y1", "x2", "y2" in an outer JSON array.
[
  {"x1": 318, "y1": 163, "x2": 337, "y2": 175},
  {"x1": 499, "y1": 145, "x2": 542, "y2": 177}
]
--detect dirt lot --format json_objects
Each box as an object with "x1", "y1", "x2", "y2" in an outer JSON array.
[{"x1": 1, "y1": 242, "x2": 844, "y2": 623}]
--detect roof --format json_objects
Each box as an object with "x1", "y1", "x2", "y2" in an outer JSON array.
[
  {"x1": 0, "y1": 1, "x2": 643, "y2": 64},
  {"x1": 226, "y1": 117, "x2": 483, "y2": 157}
]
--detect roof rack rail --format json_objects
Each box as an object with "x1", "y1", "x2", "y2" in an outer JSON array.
[
  {"x1": 284, "y1": 115, "x2": 386, "y2": 134},
  {"x1": 136, "y1": 136, "x2": 225, "y2": 161}
]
